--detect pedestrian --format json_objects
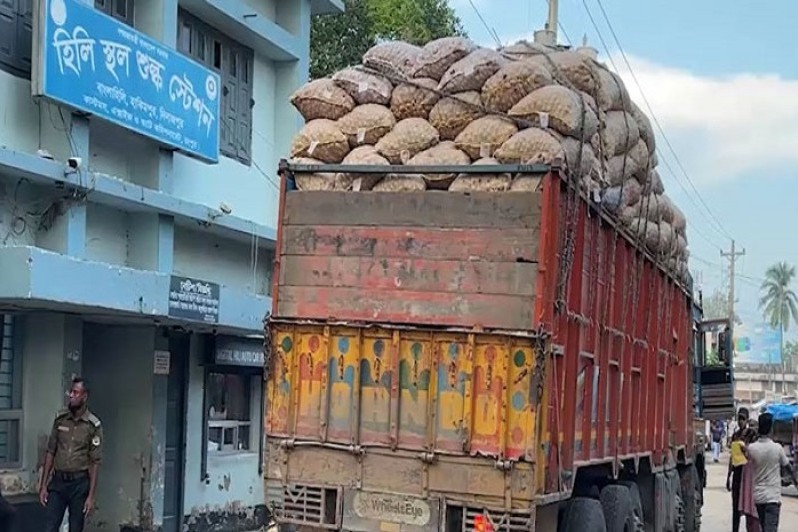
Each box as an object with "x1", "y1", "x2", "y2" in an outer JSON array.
[
  {"x1": 711, "y1": 419, "x2": 725, "y2": 462},
  {"x1": 727, "y1": 407, "x2": 750, "y2": 532},
  {"x1": 39, "y1": 377, "x2": 103, "y2": 532},
  {"x1": 0, "y1": 484, "x2": 15, "y2": 531},
  {"x1": 747, "y1": 412, "x2": 798, "y2": 532},
  {"x1": 737, "y1": 419, "x2": 761, "y2": 532}
]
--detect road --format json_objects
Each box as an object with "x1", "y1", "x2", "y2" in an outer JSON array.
[{"x1": 702, "y1": 453, "x2": 798, "y2": 529}]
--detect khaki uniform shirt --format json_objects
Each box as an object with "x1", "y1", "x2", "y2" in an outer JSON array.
[{"x1": 46, "y1": 408, "x2": 103, "y2": 472}]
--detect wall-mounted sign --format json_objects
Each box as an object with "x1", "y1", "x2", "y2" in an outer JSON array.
[
  {"x1": 32, "y1": 0, "x2": 221, "y2": 162},
  {"x1": 214, "y1": 335, "x2": 264, "y2": 367},
  {"x1": 153, "y1": 350, "x2": 171, "y2": 375},
  {"x1": 168, "y1": 276, "x2": 220, "y2": 324}
]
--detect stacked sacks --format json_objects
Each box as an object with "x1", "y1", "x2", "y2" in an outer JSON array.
[{"x1": 287, "y1": 37, "x2": 689, "y2": 279}]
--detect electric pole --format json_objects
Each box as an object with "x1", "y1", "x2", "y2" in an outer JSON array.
[{"x1": 720, "y1": 240, "x2": 745, "y2": 325}]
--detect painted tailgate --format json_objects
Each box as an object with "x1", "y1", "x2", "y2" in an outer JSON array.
[{"x1": 267, "y1": 323, "x2": 546, "y2": 463}]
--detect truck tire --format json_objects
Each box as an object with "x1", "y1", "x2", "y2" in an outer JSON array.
[
  {"x1": 599, "y1": 485, "x2": 635, "y2": 532},
  {"x1": 617, "y1": 482, "x2": 645, "y2": 532},
  {"x1": 679, "y1": 465, "x2": 700, "y2": 532},
  {"x1": 560, "y1": 497, "x2": 607, "y2": 532}
]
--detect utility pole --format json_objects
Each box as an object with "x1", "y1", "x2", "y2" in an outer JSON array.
[
  {"x1": 720, "y1": 240, "x2": 748, "y2": 387},
  {"x1": 534, "y1": 0, "x2": 558, "y2": 46}
]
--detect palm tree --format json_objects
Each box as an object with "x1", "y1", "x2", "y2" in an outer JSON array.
[{"x1": 759, "y1": 261, "x2": 798, "y2": 390}]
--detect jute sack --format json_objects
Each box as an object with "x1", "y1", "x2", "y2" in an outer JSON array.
[
  {"x1": 376, "y1": 117, "x2": 440, "y2": 164},
  {"x1": 407, "y1": 142, "x2": 471, "y2": 189},
  {"x1": 494, "y1": 127, "x2": 564, "y2": 165},
  {"x1": 363, "y1": 41, "x2": 422, "y2": 79},
  {"x1": 332, "y1": 67, "x2": 393, "y2": 105},
  {"x1": 606, "y1": 139, "x2": 648, "y2": 186},
  {"x1": 657, "y1": 194, "x2": 676, "y2": 224},
  {"x1": 601, "y1": 179, "x2": 643, "y2": 212},
  {"x1": 373, "y1": 174, "x2": 427, "y2": 192},
  {"x1": 639, "y1": 169, "x2": 665, "y2": 195},
  {"x1": 290, "y1": 157, "x2": 336, "y2": 191},
  {"x1": 290, "y1": 119, "x2": 349, "y2": 163},
  {"x1": 429, "y1": 91, "x2": 484, "y2": 140},
  {"x1": 671, "y1": 202, "x2": 687, "y2": 236},
  {"x1": 335, "y1": 146, "x2": 390, "y2": 191},
  {"x1": 438, "y1": 48, "x2": 506, "y2": 94},
  {"x1": 290, "y1": 79, "x2": 355, "y2": 121},
  {"x1": 593, "y1": 65, "x2": 629, "y2": 112},
  {"x1": 630, "y1": 101, "x2": 656, "y2": 155},
  {"x1": 508, "y1": 85, "x2": 599, "y2": 139},
  {"x1": 545, "y1": 51, "x2": 597, "y2": 94},
  {"x1": 337, "y1": 104, "x2": 396, "y2": 147},
  {"x1": 448, "y1": 158, "x2": 512, "y2": 192},
  {"x1": 481, "y1": 60, "x2": 552, "y2": 113},
  {"x1": 455, "y1": 115, "x2": 518, "y2": 159},
  {"x1": 391, "y1": 78, "x2": 440, "y2": 120},
  {"x1": 600, "y1": 111, "x2": 641, "y2": 157},
  {"x1": 510, "y1": 175, "x2": 544, "y2": 191},
  {"x1": 412, "y1": 37, "x2": 478, "y2": 81},
  {"x1": 500, "y1": 40, "x2": 553, "y2": 60}
]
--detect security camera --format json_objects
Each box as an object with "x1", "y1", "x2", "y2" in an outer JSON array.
[
  {"x1": 67, "y1": 157, "x2": 82, "y2": 170},
  {"x1": 219, "y1": 202, "x2": 232, "y2": 215}
]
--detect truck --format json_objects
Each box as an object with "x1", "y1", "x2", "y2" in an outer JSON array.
[{"x1": 262, "y1": 161, "x2": 735, "y2": 532}]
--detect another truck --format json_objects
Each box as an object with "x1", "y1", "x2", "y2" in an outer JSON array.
[{"x1": 262, "y1": 162, "x2": 735, "y2": 532}]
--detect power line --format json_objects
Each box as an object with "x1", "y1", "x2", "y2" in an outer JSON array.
[
  {"x1": 466, "y1": 0, "x2": 502, "y2": 47},
  {"x1": 591, "y1": 0, "x2": 733, "y2": 242}
]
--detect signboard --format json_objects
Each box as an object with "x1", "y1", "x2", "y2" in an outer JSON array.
[
  {"x1": 168, "y1": 276, "x2": 220, "y2": 324},
  {"x1": 734, "y1": 323, "x2": 782, "y2": 365},
  {"x1": 33, "y1": 0, "x2": 221, "y2": 162},
  {"x1": 153, "y1": 350, "x2": 171, "y2": 375},
  {"x1": 214, "y1": 335, "x2": 264, "y2": 367},
  {"x1": 342, "y1": 489, "x2": 439, "y2": 532}
]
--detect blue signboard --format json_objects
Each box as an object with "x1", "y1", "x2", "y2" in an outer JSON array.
[
  {"x1": 33, "y1": 0, "x2": 220, "y2": 162},
  {"x1": 733, "y1": 323, "x2": 783, "y2": 365}
]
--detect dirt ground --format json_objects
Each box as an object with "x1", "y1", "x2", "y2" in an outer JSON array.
[{"x1": 702, "y1": 453, "x2": 798, "y2": 529}]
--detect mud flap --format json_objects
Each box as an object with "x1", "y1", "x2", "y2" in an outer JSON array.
[{"x1": 341, "y1": 489, "x2": 441, "y2": 532}]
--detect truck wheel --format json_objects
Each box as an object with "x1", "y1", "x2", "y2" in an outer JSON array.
[
  {"x1": 617, "y1": 482, "x2": 645, "y2": 532},
  {"x1": 599, "y1": 485, "x2": 635, "y2": 532},
  {"x1": 679, "y1": 465, "x2": 701, "y2": 532},
  {"x1": 560, "y1": 497, "x2": 607, "y2": 532},
  {"x1": 675, "y1": 491, "x2": 686, "y2": 532}
]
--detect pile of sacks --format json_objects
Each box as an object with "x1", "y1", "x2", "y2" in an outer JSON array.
[{"x1": 288, "y1": 37, "x2": 689, "y2": 280}]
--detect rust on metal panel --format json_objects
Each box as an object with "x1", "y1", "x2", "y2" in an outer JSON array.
[
  {"x1": 275, "y1": 286, "x2": 536, "y2": 330},
  {"x1": 279, "y1": 256, "x2": 538, "y2": 297},
  {"x1": 283, "y1": 191, "x2": 541, "y2": 228},
  {"x1": 280, "y1": 226, "x2": 540, "y2": 262}
]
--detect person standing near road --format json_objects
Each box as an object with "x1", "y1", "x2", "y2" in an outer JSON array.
[
  {"x1": 747, "y1": 412, "x2": 798, "y2": 532},
  {"x1": 39, "y1": 377, "x2": 103, "y2": 532},
  {"x1": 711, "y1": 419, "x2": 726, "y2": 462},
  {"x1": 728, "y1": 407, "x2": 751, "y2": 532}
]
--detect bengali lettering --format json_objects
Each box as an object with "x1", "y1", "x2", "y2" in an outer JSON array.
[
  {"x1": 99, "y1": 40, "x2": 132, "y2": 82},
  {"x1": 136, "y1": 51, "x2": 165, "y2": 91},
  {"x1": 52, "y1": 26, "x2": 96, "y2": 76}
]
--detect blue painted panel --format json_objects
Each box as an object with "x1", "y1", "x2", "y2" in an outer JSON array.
[{"x1": 36, "y1": 0, "x2": 221, "y2": 162}]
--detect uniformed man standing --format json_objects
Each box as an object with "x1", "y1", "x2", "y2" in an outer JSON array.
[{"x1": 39, "y1": 377, "x2": 103, "y2": 532}]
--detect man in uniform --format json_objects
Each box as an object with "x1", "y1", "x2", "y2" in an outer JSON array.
[{"x1": 39, "y1": 377, "x2": 103, "y2": 532}]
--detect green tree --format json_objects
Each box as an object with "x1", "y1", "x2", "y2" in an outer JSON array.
[
  {"x1": 701, "y1": 289, "x2": 740, "y2": 323},
  {"x1": 759, "y1": 262, "x2": 798, "y2": 373},
  {"x1": 310, "y1": 0, "x2": 466, "y2": 79}
]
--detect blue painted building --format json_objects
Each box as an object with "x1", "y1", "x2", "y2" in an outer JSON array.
[{"x1": 0, "y1": 0, "x2": 342, "y2": 530}]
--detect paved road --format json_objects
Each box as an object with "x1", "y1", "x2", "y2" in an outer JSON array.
[{"x1": 702, "y1": 453, "x2": 798, "y2": 529}]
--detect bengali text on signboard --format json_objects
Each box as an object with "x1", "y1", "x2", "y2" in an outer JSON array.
[{"x1": 168, "y1": 276, "x2": 220, "y2": 324}]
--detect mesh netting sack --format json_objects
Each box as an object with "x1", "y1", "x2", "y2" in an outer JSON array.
[
  {"x1": 407, "y1": 141, "x2": 471, "y2": 189},
  {"x1": 438, "y1": 48, "x2": 506, "y2": 94},
  {"x1": 606, "y1": 139, "x2": 648, "y2": 186},
  {"x1": 290, "y1": 157, "x2": 336, "y2": 191},
  {"x1": 391, "y1": 78, "x2": 441, "y2": 120},
  {"x1": 376, "y1": 117, "x2": 440, "y2": 164},
  {"x1": 429, "y1": 91, "x2": 484, "y2": 140},
  {"x1": 671, "y1": 202, "x2": 687, "y2": 236},
  {"x1": 494, "y1": 127, "x2": 564, "y2": 165},
  {"x1": 594, "y1": 65, "x2": 630, "y2": 112},
  {"x1": 373, "y1": 174, "x2": 427, "y2": 192},
  {"x1": 510, "y1": 175, "x2": 544, "y2": 191},
  {"x1": 448, "y1": 158, "x2": 513, "y2": 192},
  {"x1": 600, "y1": 111, "x2": 641, "y2": 157},
  {"x1": 332, "y1": 67, "x2": 394, "y2": 106},
  {"x1": 508, "y1": 85, "x2": 599, "y2": 139},
  {"x1": 481, "y1": 60, "x2": 553, "y2": 113},
  {"x1": 412, "y1": 36, "x2": 478, "y2": 81},
  {"x1": 674, "y1": 235, "x2": 688, "y2": 260},
  {"x1": 639, "y1": 168, "x2": 665, "y2": 195},
  {"x1": 290, "y1": 119, "x2": 349, "y2": 163},
  {"x1": 601, "y1": 179, "x2": 642, "y2": 212},
  {"x1": 455, "y1": 115, "x2": 518, "y2": 159},
  {"x1": 630, "y1": 101, "x2": 655, "y2": 155},
  {"x1": 363, "y1": 41, "x2": 422, "y2": 79},
  {"x1": 559, "y1": 137, "x2": 599, "y2": 179},
  {"x1": 657, "y1": 194, "x2": 676, "y2": 224},
  {"x1": 290, "y1": 79, "x2": 355, "y2": 121},
  {"x1": 500, "y1": 40, "x2": 552, "y2": 60},
  {"x1": 336, "y1": 146, "x2": 390, "y2": 191},
  {"x1": 337, "y1": 104, "x2": 396, "y2": 148},
  {"x1": 545, "y1": 51, "x2": 597, "y2": 94}
]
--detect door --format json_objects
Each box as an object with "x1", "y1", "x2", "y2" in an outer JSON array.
[{"x1": 163, "y1": 334, "x2": 189, "y2": 532}]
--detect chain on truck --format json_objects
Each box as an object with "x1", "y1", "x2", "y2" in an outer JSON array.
[{"x1": 260, "y1": 160, "x2": 735, "y2": 532}]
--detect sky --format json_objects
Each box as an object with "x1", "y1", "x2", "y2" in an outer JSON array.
[{"x1": 450, "y1": 0, "x2": 798, "y2": 331}]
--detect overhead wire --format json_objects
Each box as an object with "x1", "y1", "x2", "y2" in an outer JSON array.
[
  {"x1": 591, "y1": 0, "x2": 733, "y2": 242},
  {"x1": 466, "y1": 0, "x2": 502, "y2": 47}
]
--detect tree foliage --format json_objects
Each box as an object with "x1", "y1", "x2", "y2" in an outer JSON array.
[
  {"x1": 310, "y1": 0, "x2": 465, "y2": 79},
  {"x1": 759, "y1": 261, "x2": 798, "y2": 333},
  {"x1": 701, "y1": 289, "x2": 740, "y2": 324}
]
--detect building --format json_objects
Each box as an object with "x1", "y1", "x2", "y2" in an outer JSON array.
[{"x1": 0, "y1": 0, "x2": 342, "y2": 530}]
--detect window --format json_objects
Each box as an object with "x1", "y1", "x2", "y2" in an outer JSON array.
[
  {"x1": 0, "y1": 315, "x2": 22, "y2": 468},
  {"x1": 94, "y1": 0, "x2": 135, "y2": 27},
  {"x1": 177, "y1": 9, "x2": 254, "y2": 165},
  {"x1": 0, "y1": 0, "x2": 33, "y2": 78},
  {"x1": 205, "y1": 372, "x2": 254, "y2": 453}
]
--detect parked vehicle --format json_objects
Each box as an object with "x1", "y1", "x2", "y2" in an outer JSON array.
[{"x1": 263, "y1": 162, "x2": 734, "y2": 532}]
